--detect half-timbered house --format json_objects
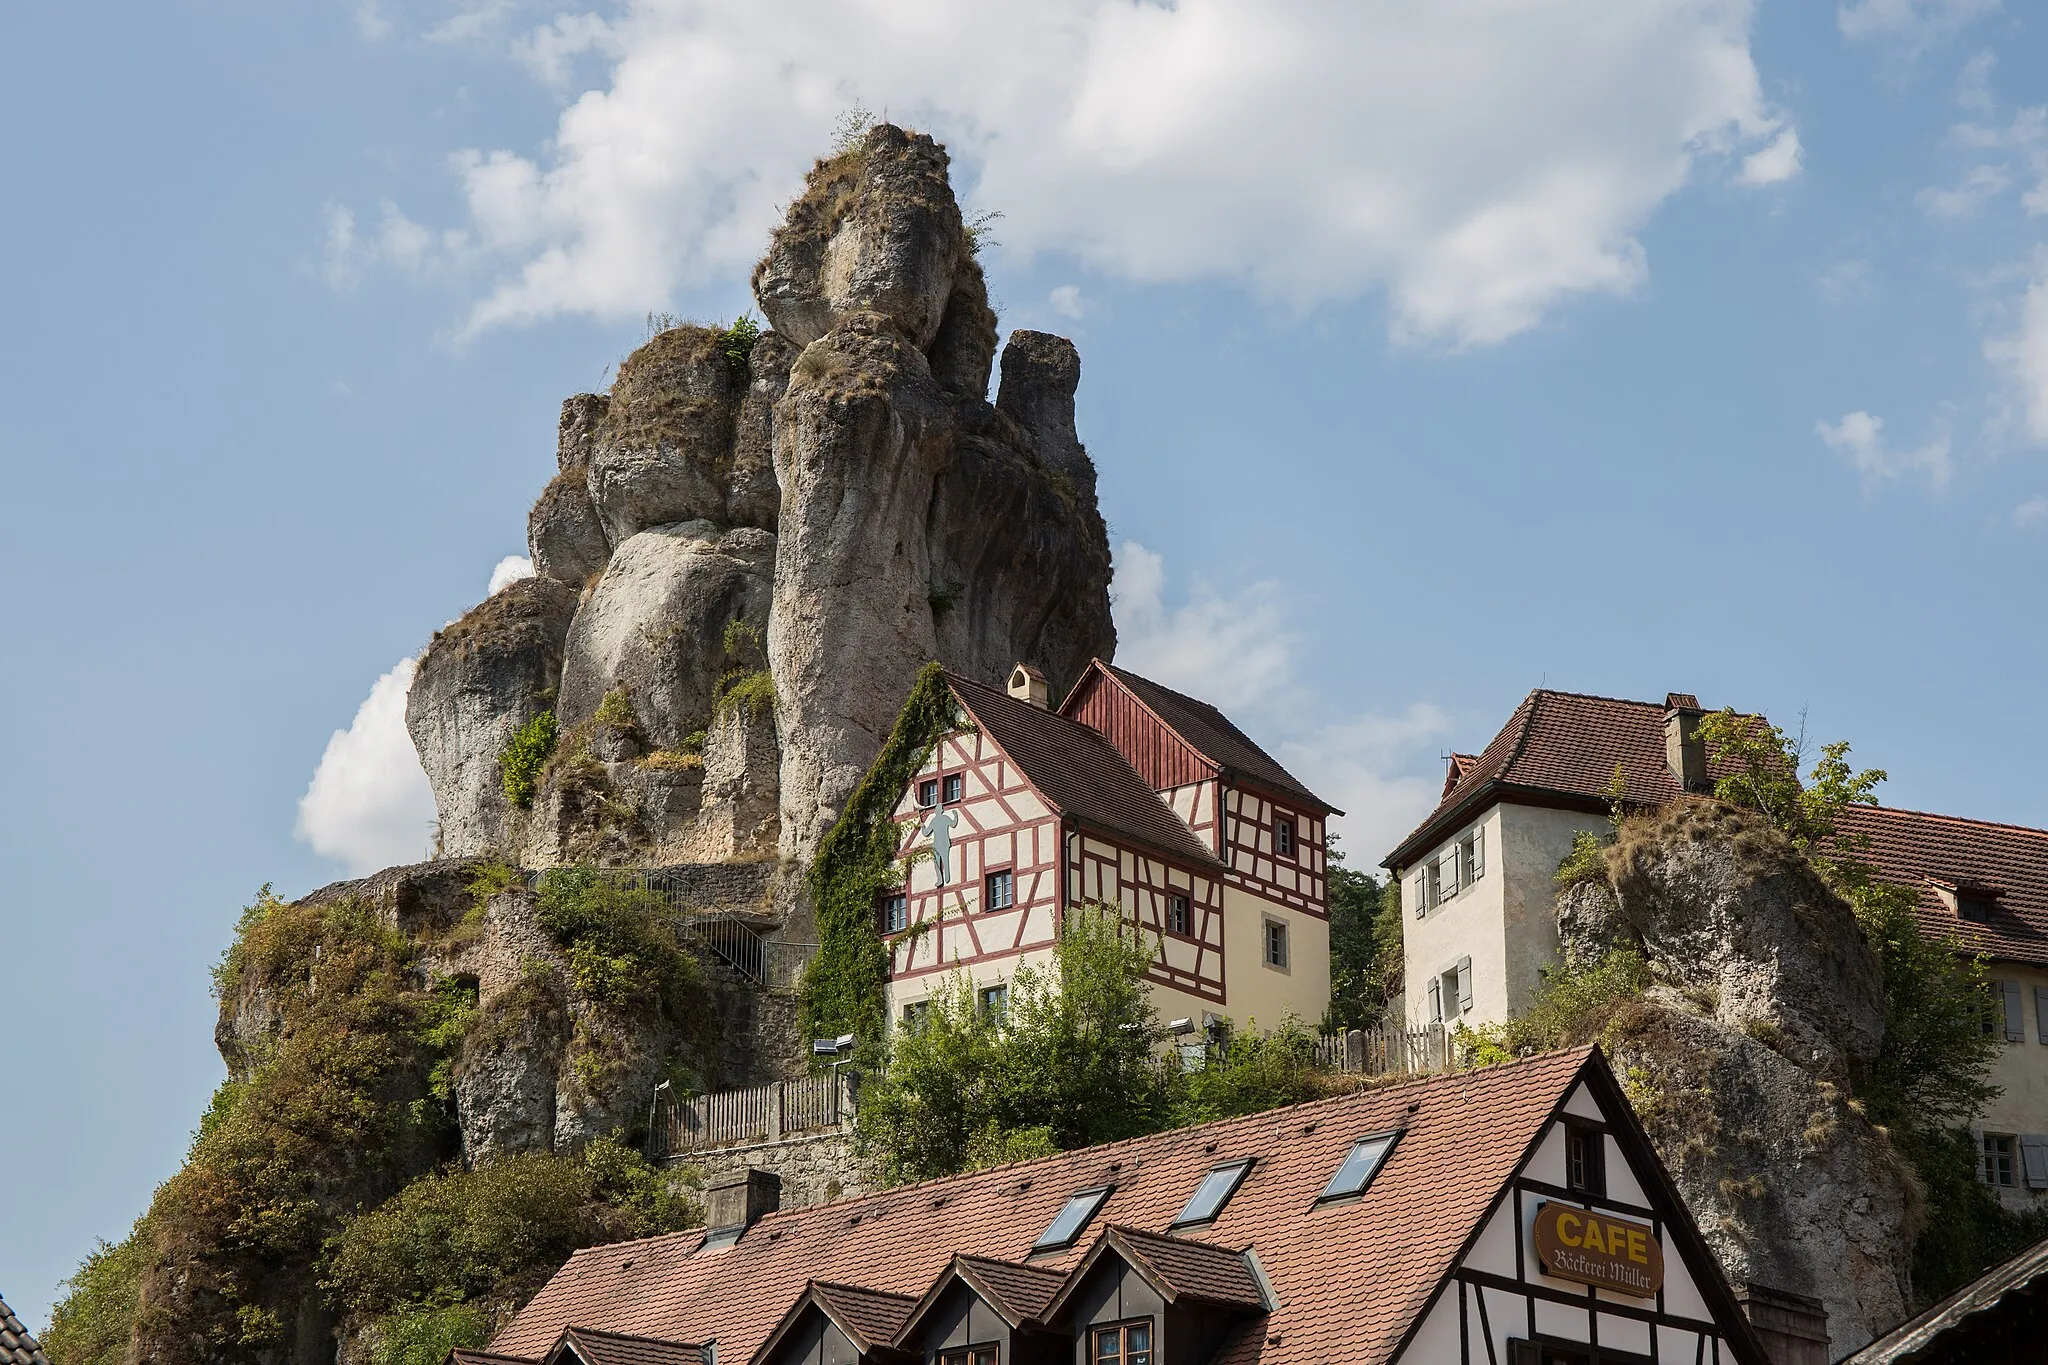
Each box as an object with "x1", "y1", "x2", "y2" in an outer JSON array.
[
  {"x1": 474, "y1": 1047, "x2": 1808, "y2": 1365},
  {"x1": 880, "y1": 662, "x2": 1338, "y2": 1034}
]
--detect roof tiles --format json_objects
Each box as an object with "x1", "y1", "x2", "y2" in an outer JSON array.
[
  {"x1": 1837, "y1": 804, "x2": 2048, "y2": 968},
  {"x1": 489, "y1": 1050, "x2": 1596, "y2": 1365},
  {"x1": 0, "y1": 1298, "x2": 49, "y2": 1365},
  {"x1": 1097, "y1": 666, "x2": 1334, "y2": 814}
]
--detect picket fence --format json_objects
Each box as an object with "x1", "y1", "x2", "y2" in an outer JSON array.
[{"x1": 650, "y1": 1069, "x2": 857, "y2": 1159}]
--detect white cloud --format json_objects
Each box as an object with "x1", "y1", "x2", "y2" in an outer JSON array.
[
  {"x1": 513, "y1": 12, "x2": 618, "y2": 86},
  {"x1": 488, "y1": 553, "x2": 537, "y2": 594},
  {"x1": 1110, "y1": 540, "x2": 1445, "y2": 861},
  {"x1": 1918, "y1": 163, "x2": 2012, "y2": 218},
  {"x1": 1813, "y1": 256, "x2": 1873, "y2": 303},
  {"x1": 1955, "y1": 49, "x2": 1996, "y2": 113},
  {"x1": 1815, "y1": 410, "x2": 1952, "y2": 486},
  {"x1": 295, "y1": 658, "x2": 438, "y2": 874},
  {"x1": 355, "y1": 0, "x2": 394, "y2": 42},
  {"x1": 1048, "y1": 285, "x2": 1086, "y2": 320},
  {"x1": 367, "y1": 0, "x2": 1792, "y2": 347},
  {"x1": 1736, "y1": 128, "x2": 1803, "y2": 187},
  {"x1": 2013, "y1": 496, "x2": 2048, "y2": 527},
  {"x1": 1838, "y1": 0, "x2": 1998, "y2": 49},
  {"x1": 319, "y1": 199, "x2": 466, "y2": 289},
  {"x1": 1986, "y1": 259, "x2": 2048, "y2": 444}
]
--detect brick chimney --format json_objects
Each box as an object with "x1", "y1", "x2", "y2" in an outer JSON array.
[
  {"x1": 704, "y1": 1167, "x2": 781, "y2": 1242},
  {"x1": 1663, "y1": 693, "x2": 1707, "y2": 792},
  {"x1": 1008, "y1": 663, "x2": 1050, "y2": 708},
  {"x1": 1734, "y1": 1283, "x2": 1829, "y2": 1365}
]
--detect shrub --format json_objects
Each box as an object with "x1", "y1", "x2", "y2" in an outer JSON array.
[
  {"x1": 534, "y1": 869, "x2": 697, "y2": 1012},
  {"x1": 499, "y1": 712, "x2": 558, "y2": 808},
  {"x1": 714, "y1": 670, "x2": 776, "y2": 722},
  {"x1": 1555, "y1": 830, "x2": 1610, "y2": 890},
  {"x1": 1177, "y1": 1020, "x2": 1323, "y2": 1125},
  {"x1": 366, "y1": 1304, "x2": 493, "y2": 1365},
  {"x1": 1323, "y1": 837, "x2": 1388, "y2": 1031},
  {"x1": 719, "y1": 315, "x2": 761, "y2": 375},
  {"x1": 1459, "y1": 948, "x2": 1650, "y2": 1067},
  {"x1": 43, "y1": 1222, "x2": 155, "y2": 1365}
]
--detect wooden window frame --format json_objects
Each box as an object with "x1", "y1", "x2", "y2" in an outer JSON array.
[
  {"x1": 937, "y1": 1346, "x2": 997, "y2": 1365},
  {"x1": 978, "y1": 982, "x2": 1010, "y2": 1026},
  {"x1": 1982, "y1": 1132, "x2": 2018, "y2": 1188},
  {"x1": 1275, "y1": 815, "x2": 1296, "y2": 859},
  {"x1": 880, "y1": 891, "x2": 909, "y2": 935},
  {"x1": 942, "y1": 773, "x2": 965, "y2": 805},
  {"x1": 985, "y1": 867, "x2": 1015, "y2": 911},
  {"x1": 1165, "y1": 893, "x2": 1193, "y2": 939},
  {"x1": 917, "y1": 779, "x2": 940, "y2": 809},
  {"x1": 1090, "y1": 1319, "x2": 1154, "y2": 1365},
  {"x1": 1564, "y1": 1119, "x2": 1608, "y2": 1198}
]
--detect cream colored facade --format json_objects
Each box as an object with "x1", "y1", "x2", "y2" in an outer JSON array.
[
  {"x1": 1975, "y1": 958, "x2": 2048, "y2": 1210},
  {"x1": 1400, "y1": 802, "x2": 1607, "y2": 1031}
]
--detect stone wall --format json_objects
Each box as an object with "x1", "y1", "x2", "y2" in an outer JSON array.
[{"x1": 671, "y1": 1129, "x2": 866, "y2": 1209}]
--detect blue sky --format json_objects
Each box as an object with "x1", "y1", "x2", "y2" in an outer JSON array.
[{"x1": 4, "y1": 0, "x2": 2047, "y2": 1330}]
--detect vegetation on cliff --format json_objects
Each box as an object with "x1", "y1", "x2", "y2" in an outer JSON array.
[{"x1": 1322, "y1": 838, "x2": 1402, "y2": 1032}]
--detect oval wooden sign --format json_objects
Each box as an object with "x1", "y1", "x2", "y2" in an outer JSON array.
[{"x1": 1532, "y1": 1202, "x2": 1664, "y2": 1298}]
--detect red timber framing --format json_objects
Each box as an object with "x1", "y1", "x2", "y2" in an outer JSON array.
[
  {"x1": 883, "y1": 724, "x2": 1230, "y2": 1006},
  {"x1": 1063, "y1": 661, "x2": 1331, "y2": 921}
]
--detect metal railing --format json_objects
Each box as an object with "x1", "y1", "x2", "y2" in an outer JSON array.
[
  {"x1": 518, "y1": 868, "x2": 815, "y2": 989},
  {"x1": 1311, "y1": 1022, "x2": 1453, "y2": 1077},
  {"x1": 649, "y1": 1070, "x2": 857, "y2": 1159}
]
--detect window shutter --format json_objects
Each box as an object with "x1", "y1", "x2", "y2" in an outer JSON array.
[
  {"x1": 1472, "y1": 827, "x2": 1485, "y2": 880},
  {"x1": 2023, "y1": 1136, "x2": 2048, "y2": 1190},
  {"x1": 1427, "y1": 976, "x2": 1443, "y2": 1023},
  {"x1": 2005, "y1": 980, "x2": 2026, "y2": 1042},
  {"x1": 2037, "y1": 986, "x2": 2048, "y2": 1044},
  {"x1": 1456, "y1": 957, "x2": 1474, "y2": 1013},
  {"x1": 1413, "y1": 876, "x2": 1426, "y2": 918}
]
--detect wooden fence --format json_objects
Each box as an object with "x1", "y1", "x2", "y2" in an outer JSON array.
[
  {"x1": 1311, "y1": 1022, "x2": 1453, "y2": 1077},
  {"x1": 649, "y1": 1070, "x2": 856, "y2": 1160}
]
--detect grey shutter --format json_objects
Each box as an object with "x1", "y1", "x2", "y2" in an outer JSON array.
[
  {"x1": 1456, "y1": 957, "x2": 1474, "y2": 1013},
  {"x1": 2004, "y1": 980, "x2": 2026, "y2": 1042},
  {"x1": 2036, "y1": 986, "x2": 2048, "y2": 1044},
  {"x1": 1414, "y1": 875, "x2": 1427, "y2": 918},
  {"x1": 2023, "y1": 1136, "x2": 2048, "y2": 1190},
  {"x1": 1427, "y1": 976, "x2": 1443, "y2": 1023},
  {"x1": 1472, "y1": 827, "x2": 1485, "y2": 880}
]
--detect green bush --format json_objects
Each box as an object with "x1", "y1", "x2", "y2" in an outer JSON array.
[
  {"x1": 367, "y1": 1304, "x2": 493, "y2": 1365},
  {"x1": 719, "y1": 315, "x2": 761, "y2": 375},
  {"x1": 1323, "y1": 838, "x2": 1389, "y2": 1031},
  {"x1": 1458, "y1": 948, "x2": 1650, "y2": 1067},
  {"x1": 42, "y1": 1222, "x2": 155, "y2": 1365},
  {"x1": 499, "y1": 711, "x2": 558, "y2": 808},
  {"x1": 714, "y1": 670, "x2": 776, "y2": 722},
  {"x1": 1178, "y1": 1020, "x2": 1323, "y2": 1125},
  {"x1": 534, "y1": 869, "x2": 697, "y2": 1012}
]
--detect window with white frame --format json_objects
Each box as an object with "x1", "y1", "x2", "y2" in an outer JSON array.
[{"x1": 1415, "y1": 827, "x2": 1485, "y2": 916}]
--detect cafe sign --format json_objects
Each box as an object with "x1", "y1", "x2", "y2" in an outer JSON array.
[{"x1": 1532, "y1": 1202, "x2": 1664, "y2": 1298}]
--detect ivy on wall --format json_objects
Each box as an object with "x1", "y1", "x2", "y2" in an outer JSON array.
[{"x1": 800, "y1": 662, "x2": 962, "y2": 1047}]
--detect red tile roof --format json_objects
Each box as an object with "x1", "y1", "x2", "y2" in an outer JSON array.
[
  {"x1": 489, "y1": 1050, "x2": 1606, "y2": 1365},
  {"x1": 553, "y1": 1327, "x2": 707, "y2": 1365},
  {"x1": 1837, "y1": 805, "x2": 2048, "y2": 968},
  {"x1": 807, "y1": 1282, "x2": 918, "y2": 1348},
  {"x1": 1092, "y1": 1226, "x2": 1266, "y2": 1310},
  {"x1": 950, "y1": 674, "x2": 1223, "y2": 869},
  {"x1": 1090, "y1": 665, "x2": 1337, "y2": 814},
  {"x1": 1385, "y1": 689, "x2": 1758, "y2": 869},
  {"x1": 946, "y1": 1257, "x2": 1065, "y2": 1323}
]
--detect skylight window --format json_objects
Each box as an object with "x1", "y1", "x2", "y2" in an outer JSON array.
[
  {"x1": 1032, "y1": 1186, "x2": 1112, "y2": 1251},
  {"x1": 1173, "y1": 1159, "x2": 1254, "y2": 1227},
  {"x1": 1317, "y1": 1131, "x2": 1399, "y2": 1203}
]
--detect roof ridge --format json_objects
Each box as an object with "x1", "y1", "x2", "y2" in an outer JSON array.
[
  {"x1": 1849, "y1": 803, "x2": 2048, "y2": 840},
  {"x1": 1524, "y1": 687, "x2": 1684, "y2": 710}
]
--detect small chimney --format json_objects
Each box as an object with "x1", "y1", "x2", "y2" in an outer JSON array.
[
  {"x1": 1734, "y1": 1283, "x2": 1829, "y2": 1365},
  {"x1": 1008, "y1": 663, "x2": 1050, "y2": 708},
  {"x1": 1663, "y1": 692, "x2": 1707, "y2": 792},
  {"x1": 703, "y1": 1167, "x2": 781, "y2": 1241}
]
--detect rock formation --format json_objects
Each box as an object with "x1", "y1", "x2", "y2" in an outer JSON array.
[
  {"x1": 409, "y1": 121, "x2": 1115, "y2": 868},
  {"x1": 1559, "y1": 799, "x2": 1913, "y2": 1353}
]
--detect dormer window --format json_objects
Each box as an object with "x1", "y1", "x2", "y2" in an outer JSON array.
[
  {"x1": 1032, "y1": 1186, "x2": 1111, "y2": 1251},
  {"x1": 1173, "y1": 1158, "x2": 1254, "y2": 1227},
  {"x1": 1934, "y1": 879, "x2": 1997, "y2": 922}
]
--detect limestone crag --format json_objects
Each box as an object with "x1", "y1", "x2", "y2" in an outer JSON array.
[
  {"x1": 409, "y1": 122, "x2": 1115, "y2": 869},
  {"x1": 1560, "y1": 801, "x2": 1912, "y2": 1353},
  {"x1": 406, "y1": 576, "x2": 578, "y2": 858}
]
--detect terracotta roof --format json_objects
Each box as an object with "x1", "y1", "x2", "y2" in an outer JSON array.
[
  {"x1": 1837, "y1": 805, "x2": 2048, "y2": 968},
  {"x1": 451, "y1": 1353, "x2": 535, "y2": 1365},
  {"x1": 553, "y1": 1327, "x2": 707, "y2": 1365},
  {"x1": 1094, "y1": 1226, "x2": 1266, "y2": 1309},
  {"x1": 948, "y1": 1256, "x2": 1065, "y2": 1323},
  {"x1": 0, "y1": 1298, "x2": 48, "y2": 1365},
  {"x1": 1385, "y1": 689, "x2": 1755, "y2": 869},
  {"x1": 490, "y1": 1050, "x2": 1603, "y2": 1365},
  {"x1": 808, "y1": 1282, "x2": 917, "y2": 1347},
  {"x1": 1844, "y1": 1231, "x2": 2048, "y2": 1362},
  {"x1": 949, "y1": 674, "x2": 1222, "y2": 869},
  {"x1": 1095, "y1": 665, "x2": 1336, "y2": 814}
]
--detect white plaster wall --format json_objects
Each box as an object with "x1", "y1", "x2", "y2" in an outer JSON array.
[
  {"x1": 1499, "y1": 804, "x2": 1610, "y2": 1018},
  {"x1": 1975, "y1": 958, "x2": 2048, "y2": 1210},
  {"x1": 1401, "y1": 806, "x2": 1507, "y2": 1028}
]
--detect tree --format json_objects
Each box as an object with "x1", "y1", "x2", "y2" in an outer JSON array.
[{"x1": 1323, "y1": 836, "x2": 1388, "y2": 1031}]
